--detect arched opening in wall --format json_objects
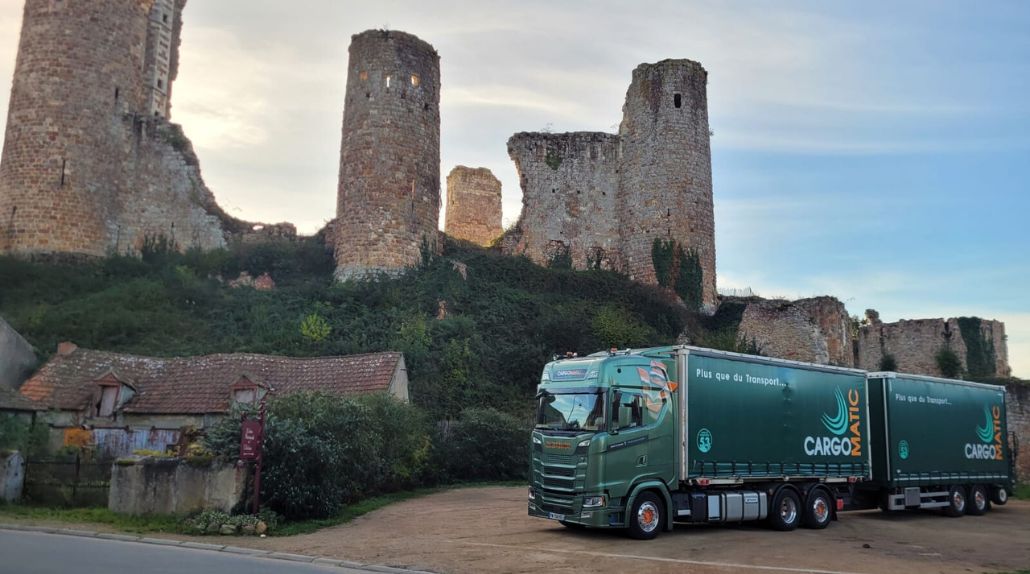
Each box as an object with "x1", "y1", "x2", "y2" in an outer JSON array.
[
  {"x1": 162, "y1": 13, "x2": 169, "y2": 24},
  {"x1": 674, "y1": 93, "x2": 682, "y2": 108},
  {"x1": 410, "y1": 74, "x2": 420, "y2": 87}
]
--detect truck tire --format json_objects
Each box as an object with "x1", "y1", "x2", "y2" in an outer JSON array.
[
  {"x1": 944, "y1": 485, "x2": 967, "y2": 517},
  {"x1": 967, "y1": 485, "x2": 989, "y2": 515},
  {"x1": 802, "y1": 488, "x2": 833, "y2": 529},
  {"x1": 627, "y1": 491, "x2": 663, "y2": 540},
  {"x1": 991, "y1": 486, "x2": 1009, "y2": 506},
  {"x1": 768, "y1": 489, "x2": 801, "y2": 531}
]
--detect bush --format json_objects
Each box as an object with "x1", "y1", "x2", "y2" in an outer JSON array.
[
  {"x1": 878, "y1": 354, "x2": 898, "y2": 372},
  {"x1": 434, "y1": 407, "x2": 529, "y2": 482},
  {"x1": 0, "y1": 415, "x2": 50, "y2": 456},
  {"x1": 935, "y1": 347, "x2": 962, "y2": 378}
]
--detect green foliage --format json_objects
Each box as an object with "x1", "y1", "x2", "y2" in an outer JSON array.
[
  {"x1": 935, "y1": 347, "x2": 963, "y2": 378},
  {"x1": 592, "y1": 305, "x2": 655, "y2": 349},
  {"x1": 299, "y1": 312, "x2": 331, "y2": 343},
  {"x1": 433, "y1": 407, "x2": 529, "y2": 482},
  {"x1": 0, "y1": 416, "x2": 50, "y2": 456},
  {"x1": 878, "y1": 354, "x2": 898, "y2": 372},
  {"x1": 957, "y1": 317, "x2": 997, "y2": 378},
  {"x1": 650, "y1": 239, "x2": 703, "y2": 311},
  {"x1": 0, "y1": 505, "x2": 183, "y2": 534},
  {"x1": 544, "y1": 150, "x2": 562, "y2": 170}
]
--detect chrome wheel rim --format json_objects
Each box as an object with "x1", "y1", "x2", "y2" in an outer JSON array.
[
  {"x1": 812, "y1": 497, "x2": 829, "y2": 523},
  {"x1": 998, "y1": 489, "x2": 1008, "y2": 503},
  {"x1": 637, "y1": 501, "x2": 660, "y2": 533},
  {"x1": 952, "y1": 491, "x2": 965, "y2": 512},
  {"x1": 780, "y1": 497, "x2": 798, "y2": 524},
  {"x1": 975, "y1": 490, "x2": 986, "y2": 510}
]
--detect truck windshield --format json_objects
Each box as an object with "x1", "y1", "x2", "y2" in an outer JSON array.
[{"x1": 536, "y1": 391, "x2": 604, "y2": 432}]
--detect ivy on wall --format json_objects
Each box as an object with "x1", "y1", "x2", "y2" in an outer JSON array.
[
  {"x1": 957, "y1": 316, "x2": 997, "y2": 378},
  {"x1": 651, "y1": 239, "x2": 703, "y2": 311}
]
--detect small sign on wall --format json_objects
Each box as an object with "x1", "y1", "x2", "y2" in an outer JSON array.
[{"x1": 240, "y1": 419, "x2": 263, "y2": 461}]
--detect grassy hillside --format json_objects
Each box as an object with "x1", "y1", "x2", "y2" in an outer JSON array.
[{"x1": 0, "y1": 238, "x2": 704, "y2": 419}]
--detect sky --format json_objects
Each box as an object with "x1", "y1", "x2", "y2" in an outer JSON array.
[{"x1": 0, "y1": 1, "x2": 1026, "y2": 376}]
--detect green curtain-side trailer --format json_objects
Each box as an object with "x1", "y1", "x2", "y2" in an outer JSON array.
[{"x1": 860, "y1": 372, "x2": 1013, "y2": 513}]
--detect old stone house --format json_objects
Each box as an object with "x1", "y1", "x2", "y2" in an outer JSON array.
[{"x1": 8, "y1": 343, "x2": 408, "y2": 457}]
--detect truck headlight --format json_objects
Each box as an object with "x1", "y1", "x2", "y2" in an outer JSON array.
[
  {"x1": 577, "y1": 439, "x2": 591, "y2": 448},
  {"x1": 583, "y1": 495, "x2": 605, "y2": 508},
  {"x1": 528, "y1": 488, "x2": 536, "y2": 501},
  {"x1": 532, "y1": 435, "x2": 542, "y2": 444}
]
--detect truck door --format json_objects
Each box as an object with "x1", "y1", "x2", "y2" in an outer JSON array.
[{"x1": 607, "y1": 365, "x2": 672, "y2": 493}]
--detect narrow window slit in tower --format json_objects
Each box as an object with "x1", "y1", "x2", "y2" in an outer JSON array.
[
  {"x1": 385, "y1": 75, "x2": 391, "y2": 88},
  {"x1": 114, "y1": 87, "x2": 119, "y2": 102},
  {"x1": 359, "y1": 71, "x2": 368, "y2": 81},
  {"x1": 410, "y1": 74, "x2": 420, "y2": 87},
  {"x1": 60, "y1": 159, "x2": 66, "y2": 187},
  {"x1": 674, "y1": 93, "x2": 682, "y2": 108},
  {"x1": 162, "y1": 13, "x2": 168, "y2": 23}
]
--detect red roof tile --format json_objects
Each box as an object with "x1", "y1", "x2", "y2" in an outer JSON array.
[{"x1": 18, "y1": 348, "x2": 403, "y2": 414}]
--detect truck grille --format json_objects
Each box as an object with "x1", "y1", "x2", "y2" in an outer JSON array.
[
  {"x1": 542, "y1": 453, "x2": 576, "y2": 465},
  {"x1": 543, "y1": 476, "x2": 575, "y2": 490},
  {"x1": 543, "y1": 465, "x2": 575, "y2": 477}
]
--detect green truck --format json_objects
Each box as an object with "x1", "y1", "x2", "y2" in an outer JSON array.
[{"x1": 528, "y1": 346, "x2": 1014, "y2": 539}]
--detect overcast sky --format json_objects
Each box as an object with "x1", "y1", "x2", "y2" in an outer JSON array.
[{"x1": 0, "y1": 1, "x2": 1027, "y2": 376}]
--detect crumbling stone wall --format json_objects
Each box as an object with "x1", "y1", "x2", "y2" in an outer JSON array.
[
  {"x1": 857, "y1": 314, "x2": 1010, "y2": 377},
  {"x1": 737, "y1": 296, "x2": 854, "y2": 367},
  {"x1": 502, "y1": 133, "x2": 622, "y2": 270},
  {"x1": 444, "y1": 166, "x2": 503, "y2": 247},
  {"x1": 501, "y1": 60, "x2": 716, "y2": 308},
  {"x1": 0, "y1": 0, "x2": 244, "y2": 257},
  {"x1": 1006, "y1": 383, "x2": 1029, "y2": 481},
  {"x1": 335, "y1": 30, "x2": 441, "y2": 280}
]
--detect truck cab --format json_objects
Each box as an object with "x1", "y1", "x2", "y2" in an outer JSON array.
[{"x1": 528, "y1": 351, "x2": 677, "y2": 536}]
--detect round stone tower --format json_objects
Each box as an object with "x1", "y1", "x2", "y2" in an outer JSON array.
[
  {"x1": 617, "y1": 59, "x2": 717, "y2": 310},
  {"x1": 0, "y1": 0, "x2": 182, "y2": 256},
  {"x1": 335, "y1": 30, "x2": 441, "y2": 280},
  {"x1": 444, "y1": 166, "x2": 503, "y2": 247}
]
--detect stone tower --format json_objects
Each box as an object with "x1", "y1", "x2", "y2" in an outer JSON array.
[
  {"x1": 335, "y1": 30, "x2": 441, "y2": 280},
  {"x1": 444, "y1": 166, "x2": 503, "y2": 247},
  {"x1": 0, "y1": 0, "x2": 231, "y2": 257},
  {"x1": 618, "y1": 60, "x2": 716, "y2": 309}
]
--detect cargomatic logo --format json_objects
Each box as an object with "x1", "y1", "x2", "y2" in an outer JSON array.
[
  {"x1": 966, "y1": 405, "x2": 1003, "y2": 461},
  {"x1": 697, "y1": 428, "x2": 712, "y2": 453},
  {"x1": 821, "y1": 387, "x2": 850, "y2": 436},
  {"x1": 804, "y1": 387, "x2": 863, "y2": 457}
]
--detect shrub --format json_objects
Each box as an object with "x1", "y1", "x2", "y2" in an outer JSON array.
[
  {"x1": 434, "y1": 407, "x2": 529, "y2": 482},
  {"x1": 935, "y1": 347, "x2": 962, "y2": 378},
  {"x1": 878, "y1": 354, "x2": 898, "y2": 372}
]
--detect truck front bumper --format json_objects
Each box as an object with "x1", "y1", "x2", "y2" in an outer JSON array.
[{"x1": 528, "y1": 492, "x2": 624, "y2": 529}]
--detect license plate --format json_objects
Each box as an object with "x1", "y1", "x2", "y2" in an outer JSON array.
[{"x1": 547, "y1": 512, "x2": 565, "y2": 521}]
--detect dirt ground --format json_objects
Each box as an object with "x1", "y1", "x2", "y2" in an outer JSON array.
[
  {"x1": 249, "y1": 486, "x2": 1030, "y2": 574},
  {"x1": 4, "y1": 487, "x2": 1028, "y2": 573}
]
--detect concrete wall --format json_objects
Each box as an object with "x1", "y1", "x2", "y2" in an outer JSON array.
[
  {"x1": 0, "y1": 316, "x2": 36, "y2": 389},
  {"x1": 0, "y1": 450, "x2": 25, "y2": 503},
  {"x1": 109, "y1": 457, "x2": 246, "y2": 515}
]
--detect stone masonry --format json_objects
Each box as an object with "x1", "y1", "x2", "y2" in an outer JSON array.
[
  {"x1": 1006, "y1": 383, "x2": 1029, "y2": 481},
  {"x1": 502, "y1": 60, "x2": 716, "y2": 310},
  {"x1": 0, "y1": 0, "x2": 252, "y2": 257},
  {"x1": 857, "y1": 313, "x2": 1010, "y2": 377},
  {"x1": 334, "y1": 30, "x2": 441, "y2": 280},
  {"x1": 444, "y1": 166, "x2": 503, "y2": 247},
  {"x1": 737, "y1": 296, "x2": 855, "y2": 367}
]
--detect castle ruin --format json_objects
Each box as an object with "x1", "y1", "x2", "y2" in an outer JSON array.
[
  {"x1": 501, "y1": 60, "x2": 717, "y2": 310},
  {"x1": 334, "y1": 30, "x2": 441, "y2": 280},
  {"x1": 444, "y1": 166, "x2": 502, "y2": 247},
  {"x1": 0, "y1": 0, "x2": 257, "y2": 258}
]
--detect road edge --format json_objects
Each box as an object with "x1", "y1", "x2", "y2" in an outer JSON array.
[{"x1": 0, "y1": 523, "x2": 435, "y2": 573}]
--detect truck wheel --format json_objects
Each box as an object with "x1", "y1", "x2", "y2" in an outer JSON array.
[
  {"x1": 991, "y1": 486, "x2": 1009, "y2": 506},
  {"x1": 768, "y1": 489, "x2": 801, "y2": 531},
  {"x1": 967, "y1": 485, "x2": 989, "y2": 515},
  {"x1": 802, "y1": 488, "x2": 833, "y2": 529},
  {"x1": 944, "y1": 485, "x2": 967, "y2": 517},
  {"x1": 627, "y1": 492, "x2": 663, "y2": 540}
]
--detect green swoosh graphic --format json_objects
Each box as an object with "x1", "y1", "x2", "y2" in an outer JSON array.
[
  {"x1": 822, "y1": 387, "x2": 849, "y2": 436},
  {"x1": 976, "y1": 407, "x2": 994, "y2": 443}
]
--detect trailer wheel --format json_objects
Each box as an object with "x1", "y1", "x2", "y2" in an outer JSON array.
[
  {"x1": 967, "y1": 485, "x2": 989, "y2": 515},
  {"x1": 944, "y1": 485, "x2": 967, "y2": 517},
  {"x1": 627, "y1": 491, "x2": 663, "y2": 540},
  {"x1": 802, "y1": 488, "x2": 833, "y2": 529},
  {"x1": 991, "y1": 486, "x2": 1008, "y2": 506},
  {"x1": 768, "y1": 489, "x2": 801, "y2": 531}
]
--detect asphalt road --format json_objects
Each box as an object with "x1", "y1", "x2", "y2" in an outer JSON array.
[{"x1": 0, "y1": 530, "x2": 372, "y2": 574}]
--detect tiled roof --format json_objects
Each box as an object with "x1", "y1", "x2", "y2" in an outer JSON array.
[
  {"x1": 0, "y1": 385, "x2": 42, "y2": 412},
  {"x1": 18, "y1": 347, "x2": 403, "y2": 414}
]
